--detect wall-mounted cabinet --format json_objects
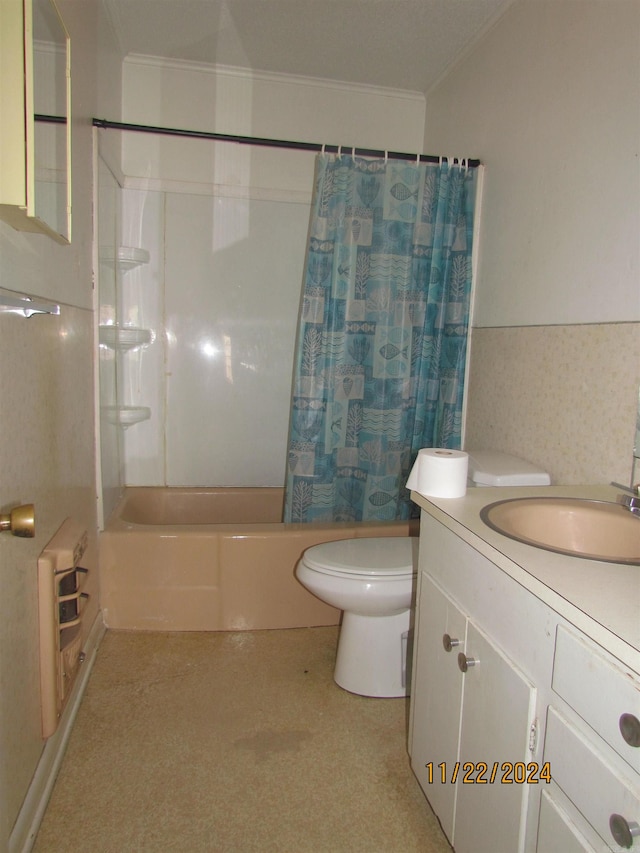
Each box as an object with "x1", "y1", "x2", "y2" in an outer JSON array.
[{"x1": 0, "y1": 0, "x2": 71, "y2": 242}]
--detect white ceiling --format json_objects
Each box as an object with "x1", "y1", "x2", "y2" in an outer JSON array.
[{"x1": 101, "y1": 0, "x2": 515, "y2": 92}]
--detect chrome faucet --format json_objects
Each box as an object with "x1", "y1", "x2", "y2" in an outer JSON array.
[{"x1": 616, "y1": 483, "x2": 640, "y2": 515}]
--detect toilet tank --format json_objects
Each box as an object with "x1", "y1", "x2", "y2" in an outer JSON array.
[{"x1": 467, "y1": 450, "x2": 551, "y2": 487}]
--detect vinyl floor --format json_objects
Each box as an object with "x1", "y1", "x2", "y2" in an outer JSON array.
[{"x1": 34, "y1": 627, "x2": 451, "y2": 853}]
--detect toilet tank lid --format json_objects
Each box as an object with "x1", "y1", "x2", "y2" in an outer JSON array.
[{"x1": 467, "y1": 450, "x2": 551, "y2": 486}]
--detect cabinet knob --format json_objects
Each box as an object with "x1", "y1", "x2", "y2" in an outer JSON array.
[
  {"x1": 442, "y1": 634, "x2": 460, "y2": 652},
  {"x1": 609, "y1": 814, "x2": 640, "y2": 849},
  {"x1": 458, "y1": 653, "x2": 477, "y2": 673},
  {"x1": 620, "y1": 713, "x2": 640, "y2": 748}
]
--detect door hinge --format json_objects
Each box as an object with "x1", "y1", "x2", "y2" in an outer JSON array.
[{"x1": 529, "y1": 719, "x2": 538, "y2": 754}]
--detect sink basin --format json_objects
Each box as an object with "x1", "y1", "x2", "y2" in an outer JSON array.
[{"x1": 480, "y1": 497, "x2": 640, "y2": 565}]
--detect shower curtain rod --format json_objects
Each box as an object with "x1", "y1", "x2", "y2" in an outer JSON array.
[{"x1": 92, "y1": 118, "x2": 481, "y2": 167}]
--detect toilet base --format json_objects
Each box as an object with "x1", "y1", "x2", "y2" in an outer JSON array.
[{"x1": 334, "y1": 609, "x2": 411, "y2": 698}]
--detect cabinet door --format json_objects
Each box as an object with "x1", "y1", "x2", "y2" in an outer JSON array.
[
  {"x1": 454, "y1": 621, "x2": 537, "y2": 853},
  {"x1": 410, "y1": 574, "x2": 467, "y2": 842}
]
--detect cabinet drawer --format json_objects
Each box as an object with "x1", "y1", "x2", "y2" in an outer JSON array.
[
  {"x1": 538, "y1": 789, "x2": 600, "y2": 853},
  {"x1": 552, "y1": 625, "x2": 640, "y2": 773},
  {"x1": 545, "y1": 707, "x2": 640, "y2": 851}
]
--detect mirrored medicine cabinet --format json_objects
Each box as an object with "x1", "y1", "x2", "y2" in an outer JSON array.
[{"x1": 0, "y1": 0, "x2": 71, "y2": 243}]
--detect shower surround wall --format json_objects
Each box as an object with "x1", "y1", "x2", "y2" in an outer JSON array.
[
  {"x1": 117, "y1": 181, "x2": 310, "y2": 487},
  {"x1": 106, "y1": 59, "x2": 426, "y2": 490}
]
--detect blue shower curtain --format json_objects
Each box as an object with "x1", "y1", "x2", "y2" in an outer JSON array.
[{"x1": 284, "y1": 154, "x2": 477, "y2": 523}]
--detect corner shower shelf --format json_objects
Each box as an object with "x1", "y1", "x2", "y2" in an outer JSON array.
[
  {"x1": 99, "y1": 246, "x2": 150, "y2": 272},
  {"x1": 99, "y1": 325, "x2": 152, "y2": 351},
  {"x1": 103, "y1": 406, "x2": 151, "y2": 429}
]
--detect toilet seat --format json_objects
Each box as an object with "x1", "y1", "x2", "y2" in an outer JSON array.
[{"x1": 302, "y1": 537, "x2": 417, "y2": 578}]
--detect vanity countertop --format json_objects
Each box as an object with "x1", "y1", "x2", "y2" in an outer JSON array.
[{"x1": 411, "y1": 484, "x2": 640, "y2": 672}]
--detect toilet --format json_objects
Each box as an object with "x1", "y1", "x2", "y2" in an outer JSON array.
[
  {"x1": 297, "y1": 537, "x2": 418, "y2": 698},
  {"x1": 295, "y1": 450, "x2": 550, "y2": 698}
]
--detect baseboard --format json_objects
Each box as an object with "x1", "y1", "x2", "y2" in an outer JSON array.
[{"x1": 9, "y1": 612, "x2": 106, "y2": 853}]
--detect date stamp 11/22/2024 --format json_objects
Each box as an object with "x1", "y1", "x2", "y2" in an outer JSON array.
[{"x1": 424, "y1": 761, "x2": 552, "y2": 785}]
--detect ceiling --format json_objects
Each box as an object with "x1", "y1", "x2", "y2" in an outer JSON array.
[{"x1": 101, "y1": 0, "x2": 515, "y2": 93}]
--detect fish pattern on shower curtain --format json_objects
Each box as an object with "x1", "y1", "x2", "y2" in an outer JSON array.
[{"x1": 284, "y1": 154, "x2": 477, "y2": 523}]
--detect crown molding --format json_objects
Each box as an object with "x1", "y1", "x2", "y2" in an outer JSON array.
[{"x1": 124, "y1": 53, "x2": 426, "y2": 103}]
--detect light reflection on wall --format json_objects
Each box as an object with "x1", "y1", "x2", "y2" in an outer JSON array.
[{"x1": 198, "y1": 335, "x2": 234, "y2": 383}]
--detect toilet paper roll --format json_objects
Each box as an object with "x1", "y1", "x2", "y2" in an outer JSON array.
[{"x1": 406, "y1": 448, "x2": 469, "y2": 498}]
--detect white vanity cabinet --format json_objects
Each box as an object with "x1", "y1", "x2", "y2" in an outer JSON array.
[
  {"x1": 411, "y1": 573, "x2": 537, "y2": 852},
  {"x1": 409, "y1": 501, "x2": 640, "y2": 853}
]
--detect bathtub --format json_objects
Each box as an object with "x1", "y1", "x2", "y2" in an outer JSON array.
[{"x1": 100, "y1": 487, "x2": 417, "y2": 631}]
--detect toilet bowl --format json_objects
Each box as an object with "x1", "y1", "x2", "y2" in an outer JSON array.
[
  {"x1": 296, "y1": 537, "x2": 418, "y2": 698},
  {"x1": 295, "y1": 450, "x2": 551, "y2": 700}
]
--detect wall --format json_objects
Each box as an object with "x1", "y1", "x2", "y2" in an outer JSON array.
[
  {"x1": 101, "y1": 59, "x2": 426, "y2": 488},
  {"x1": 426, "y1": 0, "x2": 640, "y2": 484},
  {"x1": 0, "y1": 1, "x2": 121, "y2": 848}
]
